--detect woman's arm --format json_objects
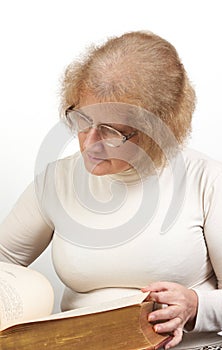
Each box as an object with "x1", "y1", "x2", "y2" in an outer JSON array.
[
  {"x1": 141, "y1": 171, "x2": 222, "y2": 348},
  {"x1": 191, "y1": 171, "x2": 222, "y2": 332},
  {"x1": 0, "y1": 182, "x2": 54, "y2": 266}
]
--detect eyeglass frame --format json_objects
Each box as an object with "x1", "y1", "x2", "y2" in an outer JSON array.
[{"x1": 65, "y1": 105, "x2": 138, "y2": 147}]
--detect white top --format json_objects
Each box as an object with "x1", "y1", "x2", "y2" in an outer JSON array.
[{"x1": 1, "y1": 148, "x2": 222, "y2": 349}]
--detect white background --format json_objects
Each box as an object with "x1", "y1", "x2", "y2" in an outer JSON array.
[{"x1": 0, "y1": 0, "x2": 222, "y2": 312}]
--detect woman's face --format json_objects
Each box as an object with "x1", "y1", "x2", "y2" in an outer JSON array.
[{"x1": 77, "y1": 96, "x2": 139, "y2": 176}]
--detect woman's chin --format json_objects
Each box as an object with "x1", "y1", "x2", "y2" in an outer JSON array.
[
  {"x1": 82, "y1": 154, "x2": 131, "y2": 176},
  {"x1": 83, "y1": 158, "x2": 110, "y2": 176}
]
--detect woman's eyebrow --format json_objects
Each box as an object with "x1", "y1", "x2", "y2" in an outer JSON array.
[
  {"x1": 105, "y1": 122, "x2": 133, "y2": 130},
  {"x1": 102, "y1": 123, "x2": 135, "y2": 135}
]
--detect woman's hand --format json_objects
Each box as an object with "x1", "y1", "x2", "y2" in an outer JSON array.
[{"x1": 141, "y1": 281, "x2": 198, "y2": 349}]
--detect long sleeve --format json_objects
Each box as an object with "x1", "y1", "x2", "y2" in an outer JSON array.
[
  {"x1": 191, "y1": 171, "x2": 222, "y2": 332},
  {"x1": 0, "y1": 182, "x2": 54, "y2": 266}
]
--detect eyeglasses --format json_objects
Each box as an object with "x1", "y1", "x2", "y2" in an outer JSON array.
[{"x1": 65, "y1": 106, "x2": 137, "y2": 147}]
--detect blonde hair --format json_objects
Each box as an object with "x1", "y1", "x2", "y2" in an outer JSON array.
[{"x1": 60, "y1": 31, "x2": 196, "y2": 168}]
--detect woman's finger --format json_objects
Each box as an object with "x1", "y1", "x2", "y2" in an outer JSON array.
[
  {"x1": 148, "y1": 290, "x2": 177, "y2": 304},
  {"x1": 164, "y1": 328, "x2": 183, "y2": 349},
  {"x1": 148, "y1": 305, "x2": 180, "y2": 322},
  {"x1": 153, "y1": 317, "x2": 182, "y2": 334},
  {"x1": 141, "y1": 281, "x2": 178, "y2": 293}
]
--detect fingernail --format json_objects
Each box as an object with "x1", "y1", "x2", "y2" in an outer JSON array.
[
  {"x1": 148, "y1": 315, "x2": 155, "y2": 321},
  {"x1": 154, "y1": 325, "x2": 161, "y2": 332}
]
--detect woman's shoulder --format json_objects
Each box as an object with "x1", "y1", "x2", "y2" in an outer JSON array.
[
  {"x1": 55, "y1": 151, "x2": 81, "y2": 172},
  {"x1": 182, "y1": 147, "x2": 222, "y2": 167},
  {"x1": 35, "y1": 152, "x2": 82, "y2": 192},
  {"x1": 39, "y1": 151, "x2": 81, "y2": 176},
  {"x1": 181, "y1": 147, "x2": 222, "y2": 183}
]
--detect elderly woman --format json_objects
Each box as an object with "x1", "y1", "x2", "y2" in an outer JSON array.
[{"x1": 1, "y1": 31, "x2": 222, "y2": 349}]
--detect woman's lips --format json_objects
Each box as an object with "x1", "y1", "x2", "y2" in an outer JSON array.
[{"x1": 86, "y1": 153, "x2": 106, "y2": 163}]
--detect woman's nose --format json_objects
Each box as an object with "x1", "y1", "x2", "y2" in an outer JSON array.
[{"x1": 83, "y1": 127, "x2": 104, "y2": 150}]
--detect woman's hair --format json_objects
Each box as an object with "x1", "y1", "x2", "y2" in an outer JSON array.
[{"x1": 60, "y1": 31, "x2": 196, "y2": 168}]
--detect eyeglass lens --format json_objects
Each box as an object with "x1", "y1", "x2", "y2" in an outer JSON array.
[{"x1": 70, "y1": 111, "x2": 123, "y2": 142}]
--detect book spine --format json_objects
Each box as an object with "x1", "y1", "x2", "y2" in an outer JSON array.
[{"x1": 139, "y1": 302, "x2": 172, "y2": 349}]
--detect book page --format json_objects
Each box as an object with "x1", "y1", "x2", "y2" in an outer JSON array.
[
  {"x1": 21, "y1": 290, "x2": 150, "y2": 324},
  {"x1": 0, "y1": 262, "x2": 54, "y2": 331}
]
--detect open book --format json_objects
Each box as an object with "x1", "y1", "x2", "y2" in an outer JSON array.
[{"x1": 0, "y1": 262, "x2": 171, "y2": 350}]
